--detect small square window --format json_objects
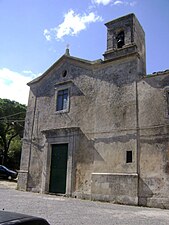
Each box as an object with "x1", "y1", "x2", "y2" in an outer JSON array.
[
  {"x1": 56, "y1": 89, "x2": 69, "y2": 111},
  {"x1": 126, "y1": 151, "x2": 132, "y2": 163}
]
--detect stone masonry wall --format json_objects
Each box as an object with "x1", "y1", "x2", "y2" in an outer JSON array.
[
  {"x1": 138, "y1": 71, "x2": 169, "y2": 208},
  {"x1": 19, "y1": 54, "x2": 140, "y2": 198}
]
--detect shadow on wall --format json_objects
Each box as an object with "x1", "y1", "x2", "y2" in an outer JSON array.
[
  {"x1": 139, "y1": 178, "x2": 153, "y2": 206},
  {"x1": 76, "y1": 130, "x2": 104, "y2": 164},
  {"x1": 144, "y1": 73, "x2": 169, "y2": 89},
  {"x1": 74, "y1": 129, "x2": 104, "y2": 194}
]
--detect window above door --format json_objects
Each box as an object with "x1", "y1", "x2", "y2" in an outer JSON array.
[
  {"x1": 56, "y1": 89, "x2": 69, "y2": 111},
  {"x1": 55, "y1": 81, "x2": 72, "y2": 113}
]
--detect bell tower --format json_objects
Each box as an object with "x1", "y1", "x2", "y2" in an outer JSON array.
[{"x1": 103, "y1": 13, "x2": 146, "y2": 75}]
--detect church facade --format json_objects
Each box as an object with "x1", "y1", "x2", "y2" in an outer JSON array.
[{"x1": 18, "y1": 14, "x2": 169, "y2": 209}]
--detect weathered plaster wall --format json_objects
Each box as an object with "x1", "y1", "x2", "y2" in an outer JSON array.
[
  {"x1": 19, "y1": 53, "x2": 141, "y2": 197},
  {"x1": 17, "y1": 88, "x2": 37, "y2": 191},
  {"x1": 138, "y1": 72, "x2": 169, "y2": 208},
  {"x1": 19, "y1": 65, "x2": 169, "y2": 209},
  {"x1": 91, "y1": 173, "x2": 138, "y2": 205}
]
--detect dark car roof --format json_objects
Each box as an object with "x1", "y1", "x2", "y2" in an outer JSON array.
[
  {"x1": 0, "y1": 165, "x2": 16, "y2": 173},
  {"x1": 0, "y1": 211, "x2": 50, "y2": 224}
]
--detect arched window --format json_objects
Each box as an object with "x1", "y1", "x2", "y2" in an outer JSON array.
[{"x1": 116, "y1": 31, "x2": 125, "y2": 48}]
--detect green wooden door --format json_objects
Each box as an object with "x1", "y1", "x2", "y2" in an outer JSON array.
[{"x1": 49, "y1": 144, "x2": 68, "y2": 194}]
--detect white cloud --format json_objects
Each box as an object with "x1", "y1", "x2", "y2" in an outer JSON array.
[
  {"x1": 92, "y1": 0, "x2": 137, "y2": 6},
  {"x1": 113, "y1": 0, "x2": 137, "y2": 6},
  {"x1": 43, "y1": 29, "x2": 51, "y2": 41},
  {"x1": 113, "y1": 0, "x2": 123, "y2": 5},
  {"x1": 129, "y1": 1, "x2": 137, "y2": 6},
  {"x1": 92, "y1": 0, "x2": 112, "y2": 5},
  {"x1": 44, "y1": 9, "x2": 103, "y2": 41},
  {"x1": 0, "y1": 68, "x2": 38, "y2": 105}
]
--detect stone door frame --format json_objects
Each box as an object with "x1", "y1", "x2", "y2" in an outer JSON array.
[{"x1": 41, "y1": 127, "x2": 79, "y2": 196}]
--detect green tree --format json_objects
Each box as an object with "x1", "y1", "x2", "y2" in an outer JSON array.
[
  {"x1": 0, "y1": 98, "x2": 26, "y2": 167},
  {"x1": 8, "y1": 137, "x2": 22, "y2": 169}
]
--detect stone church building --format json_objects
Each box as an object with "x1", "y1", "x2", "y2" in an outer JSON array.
[{"x1": 18, "y1": 14, "x2": 169, "y2": 209}]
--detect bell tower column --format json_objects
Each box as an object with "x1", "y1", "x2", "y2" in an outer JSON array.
[{"x1": 103, "y1": 13, "x2": 146, "y2": 76}]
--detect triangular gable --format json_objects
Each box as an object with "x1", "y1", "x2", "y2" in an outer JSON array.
[{"x1": 27, "y1": 54, "x2": 102, "y2": 86}]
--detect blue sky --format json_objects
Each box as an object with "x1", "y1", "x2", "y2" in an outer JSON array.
[{"x1": 0, "y1": 0, "x2": 169, "y2": 104}]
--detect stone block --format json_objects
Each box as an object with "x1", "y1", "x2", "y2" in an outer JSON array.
[{"x1": 91, "y1": 173, "x2": 138, "y2": 205}]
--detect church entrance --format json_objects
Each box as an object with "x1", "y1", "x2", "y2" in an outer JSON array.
[{"x1": 49, "y1": 144, "x2": 68, "y2": 194}]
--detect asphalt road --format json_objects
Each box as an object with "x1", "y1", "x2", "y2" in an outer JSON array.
[{"x1": 0, "y1": 180, "x2": 169, "y2": 225}]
